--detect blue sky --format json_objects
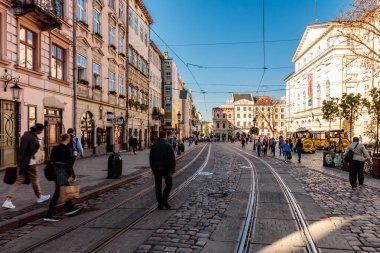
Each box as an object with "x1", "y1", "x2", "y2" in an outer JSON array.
[{"x1": 145, "y1": 0, "x2": 352, "y2": 121}]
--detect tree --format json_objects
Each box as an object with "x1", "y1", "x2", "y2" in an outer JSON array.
[
  {"x1": 339, "y1": 93, "x2": 363, "y2": 140},
  {"x1": 255, "y1": 100, "x2": 281, "y2": 137},
  {"x1": 362, "y1": 88, "x2": 380, "y2": 153},
  {"x1": 321, "y1": 98, "x2": 340, "y2": 132}
]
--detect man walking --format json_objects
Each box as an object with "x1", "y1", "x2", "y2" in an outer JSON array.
[
  {"x1": 67, "y1": 128, "x2": 83, "y2": 167},
  {"x1": 149, "y1": 131, "x2": 176, "y2": 210},
  {"x1": 295, "y1": 138, "x2": 303, "y2": 163},
  {"x1": 2, "y1": 124, "x2": 50, "y2": 209},
  {"x1": 344, "y1": 137, "x2": 371, "y2": 189}
]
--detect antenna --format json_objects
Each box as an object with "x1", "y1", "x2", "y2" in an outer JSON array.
[{"x1": 314, "y1": 0, "x2": 318, "y2": 23}]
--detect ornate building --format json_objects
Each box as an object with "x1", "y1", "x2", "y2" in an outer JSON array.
[
  {"x1": 127, "y1": 0, "x2": 152, "y2": 149},
  {"x1": 212, "y1": 104, "x2": 235, "y2": 141},
  {"x1": 0, "y1": 0, "x2": 74, "y2": 168}
]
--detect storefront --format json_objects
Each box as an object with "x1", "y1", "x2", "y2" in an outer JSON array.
[
  {"x1": 114, "y1": 116, "x2": 125, "y2": 151},
  {"x1": 0, "y1": 100, "x2": 19, "y2": 168},
  {"x1": 80, "y1": 111, "x2": 95, "y2": 155}
]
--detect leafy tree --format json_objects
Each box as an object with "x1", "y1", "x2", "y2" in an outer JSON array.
[
  {"x1": 321, "y1": 98, "x2": 340, "y2": 132},
  {"x1": 339, "y1": 93, "x2": 363, "y2": 140},
  {"x1": 362, "y1": 88, "x2": 380, "y2": 153}
]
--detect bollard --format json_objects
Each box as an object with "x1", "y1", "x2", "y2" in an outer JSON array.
[{"x1": 108, "y1": 152, "x2": 122, "y2": 178}]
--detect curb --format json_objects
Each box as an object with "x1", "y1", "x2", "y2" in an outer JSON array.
[{"x1": 0, "y1": 146, "x2": 196, "y2": 234}]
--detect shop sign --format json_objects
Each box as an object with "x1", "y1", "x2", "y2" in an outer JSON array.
[
  {"x1": 106, "y1": 112, "x2": 114, "y2": 121},
  {"x1": 115, "y1": 117, "x2": 125, "y2": 126}
]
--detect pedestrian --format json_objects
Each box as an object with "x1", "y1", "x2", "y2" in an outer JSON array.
[
  {"x1": 344, "y1": 137, "x2": 371, "y2": 189},
  {"x1": 289, "y1": 138, "x2": 294, "y2": 152},
  {"x1": 241, "y1": 138, "x2": 246, "y2": 149},
  {"x1": 44, "y1": 134, "x2": 80, "y2": 221},
  {"x1": 279, "y1": 136, "x2": 284, "y2": 156},
  {"x1": 131, "y1": 137, "x2": 138, "y2": 155},
  {"x1": 2, "y1": 124, "x2": 50, "y2": 209},
  {"x1": 270, "y1": 138, "x2": 277, "y2": 157},
  {"x1": 257, "y1": 138, "x2": 262, "y2": 157},
  {"x1": 295, "y1": 138, "x2": 303, "y2": 163},
  {"x1": 282, "y1": 140, "x2": 291, "y2": 163},
  {"x1": 67, "y1": 128, "x2": 84, "y2": 167},
  {"x1": 149, "y1": 131, "x2": 176, "y2": 210},
  {"x1": 263, "y1": 137, "x2": 268, "y2": 156}
]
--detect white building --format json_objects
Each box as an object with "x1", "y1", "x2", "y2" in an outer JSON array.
[
  {"x1": 232, "y1": 94, "x2": 255, "y2": 136},
  {"x1": 285, "y1": 22, "x2": 375, "y2": 143}
]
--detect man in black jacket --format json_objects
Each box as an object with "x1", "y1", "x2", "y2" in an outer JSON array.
[{"x1": 149, "y1": 131, "x2": 176, "y2": 210}]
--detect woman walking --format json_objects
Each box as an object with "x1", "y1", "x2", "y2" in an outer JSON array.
[
  {"x1": 44, "y1": 134, "x2": 80, "y2": 222},
  {"x1": 257, "y1": 138, "x2": 262, "y2": 157},
  {"x1": 282, "y1": 140, "x2": 291, "y2": 163},
  {"x1": 295, "y1": 139, "x2": 303, "y2": 163}
]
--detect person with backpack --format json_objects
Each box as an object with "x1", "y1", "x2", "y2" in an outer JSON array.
[
  {"x1": 270, "y1": 138, "x2": 277, "y2": 157},
  {"x1": 256, "y1": 138, "x2": 262, "y2": 157},
  {"x1": 282, "y1": 140, "x2": 291, "y2": 163},
  {"x1": 2, "y1": 124, "x2": 50, "y2": 209},
  {"x1": 67, "y1": 128, "x2": 83, "y2": 167},
  {"x1": 295, "y1": 138, "x2": 303, "y2": 163},
  {"x1": 44, "y1": 134, "x2": 80, "y2": 221},
  {"x1": 343, "y1": 137, "x2": 371, "y2": 189}
]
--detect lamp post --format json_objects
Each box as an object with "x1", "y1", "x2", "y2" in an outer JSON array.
[
  {"x1": 177, "y1": 111, "x2": 181, "y2": 155},
  {"x1": 253, "y1": 117, "x2": 257, "y2": 151}
]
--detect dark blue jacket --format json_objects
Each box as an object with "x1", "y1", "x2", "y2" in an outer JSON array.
[{"x1": 150, "y1": 139, "x2": 176, "y2": 173}]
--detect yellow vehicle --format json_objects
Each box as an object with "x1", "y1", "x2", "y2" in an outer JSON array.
[
  {"x1": 325, "y1": 130, "x2": 350, "y2": 152},
  {"x1": 291, "y1": 129, "x2": 316, "y2": 153},
  {"x1": 311, "y1": 131, "x2": 326, "y2": 150}
]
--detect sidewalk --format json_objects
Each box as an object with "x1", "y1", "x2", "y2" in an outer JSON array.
[
  {"x1": 0, "y1": 142, "x2": 197, "y2": 232},
  {"x1": 240, "y1": 142, "x2": 380, "y2": 190}
]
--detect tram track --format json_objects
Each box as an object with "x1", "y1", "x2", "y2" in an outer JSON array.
[
  {"x1": 232, "y1": 146, "x2": 318, "y2": 253},
  {"x1": 16, "y1": 144, "x2": 211, "y2": 253}
]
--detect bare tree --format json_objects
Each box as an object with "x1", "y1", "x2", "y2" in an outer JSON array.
[{"x1": 255, "y1": 101, "x2": 280, "y2": 137}]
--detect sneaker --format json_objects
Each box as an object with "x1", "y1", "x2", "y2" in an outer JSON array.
[
  {"x1": 43, "y1": 216, "x2": 60, "y2": 222},
  {"x1": 2, "y1": 200, "x2": 15, "y2": 209},
  {"x1": 64, "y1": 208, "x2": 81, "y2": 216},
  {"x1": 37, "y1": 194, "x2": 51, "y2": 203}
]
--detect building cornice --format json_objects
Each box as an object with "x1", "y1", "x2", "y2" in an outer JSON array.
[{"x1": 135, "y1": 0, "x2": 153, "y2": 24}]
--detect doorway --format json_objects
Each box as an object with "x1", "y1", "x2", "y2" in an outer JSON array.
[{"x1": 44, "y1": 108, "x2": 62, "y2": 159}]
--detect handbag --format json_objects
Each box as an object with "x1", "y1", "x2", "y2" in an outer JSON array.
[
  {"x1": 59, "y1": 185, "x2": 80, "y2": 203},
  {"x1": 3, "y1": 167, "x2": 17, "y2": 184}
]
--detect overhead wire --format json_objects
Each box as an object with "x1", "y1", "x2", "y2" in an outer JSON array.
[
  {"x1": 256, "y1": 0, "x2": 267, "y2": 94},
  {"x1": 155, "y1": 38, "x2": 300, "y2": 47},
  {"x1": 186, "y1": 63, "x2": 292, "y2": 70}
]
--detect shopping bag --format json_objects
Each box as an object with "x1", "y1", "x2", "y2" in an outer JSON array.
[
  {"x1": 3, "y1": 167, "x2": 17, "y2": 184},
  {"x1": 58, "y1": 185, "x2": 80, "y2": 203}
]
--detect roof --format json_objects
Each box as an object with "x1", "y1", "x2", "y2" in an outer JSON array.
[
  {"x1": 220, "y1": 104, "x2": 234, "y2": 109},
  {"x1": 150, "y1": 40, "x2": 163, "y2": 58},
  {"x1": 255, "y1": 96, "x2": 273, "y2": 106},
  {"x1": 233, "y1": 94, "x2": 252, "y2": 102},
  {"x1": 135, "y1": 0, "x2": 153, "y2": 25}
]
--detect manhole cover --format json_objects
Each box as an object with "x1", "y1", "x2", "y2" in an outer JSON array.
[
  {"x1": 199, "y1": 172, "x2": 213, "y2": 176},
  {"x1": 208, "y1": 192, "x2": 228, "y2": 198}
]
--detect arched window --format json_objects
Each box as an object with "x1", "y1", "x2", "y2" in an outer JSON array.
[
  {"x1": 297, "y1": 93, "x2": 300, "y2": 112},
  {"x1": 81, "y1": 111, "x2": 94, "y2": 148},
  {"x1": 317, "y1": 83, "x2": 321, "y2": 107}
]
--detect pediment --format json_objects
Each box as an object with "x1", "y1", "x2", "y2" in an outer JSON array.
[
  {"x1": 293, "y1": 23, "x2": 331, "y2": 62},
  {"x1": 92, "y1": 48, "x2": 104, "y2": 56},
  {"x1": 108, "y1": 58, "x2": 118, "y2": 65},
  {"x1": 77, "y1": 37, "x2": 91, "y2": 48}
]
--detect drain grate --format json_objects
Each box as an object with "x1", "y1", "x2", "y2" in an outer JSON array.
[{"x1": 208, "y1": 192, "x2": 228, "y2": 198}]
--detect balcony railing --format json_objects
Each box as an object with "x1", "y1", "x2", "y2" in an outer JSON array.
[{"x1": 12, "y1": 0, "x2": 63, "y2": 31}]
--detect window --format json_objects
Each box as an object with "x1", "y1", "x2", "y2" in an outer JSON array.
[
  {"x1": 19, "y1": 27, "x2": 35, "y2": 70},
  {"x1": 303, "y1": 91, "x2": 306, "y2": 110},
  {"x1": 109, "y1": 25, "x2": 115, "y2": 46},
  {"x1": 275, "y1": 115, "x2": 278, "y2": 119},
  {"x1": 93, "y1": 10, "x2": 101, "y2": 34},
  {"x1": 144, "y1": 31, "x2": 148, "y2": 46},
  {"x1": 237, "y1": 114, "x2": 240, "y2": 118},
  {"x1": 133, "y1": 51, "x2": 137, "y2": 67},
  {"x1": 118, "y1": 34, "x2": 124, "y2": 53},
  {"x1": 118, "y1": 77, "x2": 124, "y2": 95},
  {"x1": 128, "y1": 47, "x2": 132, "y2": 63},
  {"x1": 165, "y1": 102, "x2": 171, "y2": 112},
  {"x1": 93, "y1": 63, "x2": 101, "y2": 87},
  {"x1": 223, "y1": 123, "x2": 225, "y2": 128},
  {"x1": 326, "y1": 80, "x2": 330, "y2": 99},
  {"x1": 297, "y1": 93, "x2": 300, "y2": 112},
  {"x1": 244, "y1": 122, "x2": 246, "y2": 127},
  {"x1": 244, "y1": 114, "x2": 246, "y2": 118},
  {"x1": 109, "y1": 71, "x2": 115, "y2": 91},
  {"x1": 223, "y1": 114, "x2": 226, "y2": 118},
  {"x1": 28, "y1": 105, "x2": 37, "y2": 129},
  {"x1": 244, "y1": 107, "x2": 246, "y2": 111},
  {"x1": 317, "y1": 83, "x2": 321, "y2": 107},
  {"x1": 237, "y1": 107, "x2": 240, "y2": 111},
  {"x1": 109, "y1": 0, "x2": 115, "y2": 10},
  {"x1": 128, "y1": 10, "x2": 133, "y2": 28},
  {"x1": 165, "y1": 71, "x2": 171, "y2": 81},
  {"x1": 216, "y1": 114, "x2": 219, "y2": 118},
  {"x1": 51, "y1": 44, "x2": 64, "y2": 80},
  {"x1": 281, "y1": 115, "x2": 284, "y2": 119},
  {"x1": 77, "y1": 54, "x2": 87, "y2": 81},
  {"x1": 128, "y1": 86, "x2": 132, "y2": 98},
  {"x1": 165, "y1": 86, "x2": 171, "y2": 96},
  {"x1": 77, "y1": 0, "x2": 86, "y2": 22},
  {"x1": 237, "y1": 122, "x2": 240, "y2": 127},
  {"x1": 119, "y1": 2, "x2": 125, "y2": 21},
  {"x1": 53, "y1": 0, "x2": 64, "y2": 18},
  {"x1": 248, "y1": 114, "x2": 251, "y2": 118},
  {"x1": 217, "y1": 123, "x2": 219, "y2": 129},
  {"x1": 229, "y1": 114, "x2": 231, "y2": 118},
  {"x1": 140, "y1": 27, "x2": 143, "y2": 41},
  {"x1": 133, "y1": 16, "x2": 138, "y2": 34}
]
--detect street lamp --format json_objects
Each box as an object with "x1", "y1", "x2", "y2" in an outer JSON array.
[
  {"x1": 10, "y1": 81, "x2": 22, "y2": 100},
  {"x1": 253, "y1": 117, "x2": 257, "y2": 151},
  {"x1": 177, "y1": 112, "x2": 181, "y2": 155}
]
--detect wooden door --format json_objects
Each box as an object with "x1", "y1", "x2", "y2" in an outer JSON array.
[{"x1": 0, "y1": 100, "x2": 18, "y2": 168}]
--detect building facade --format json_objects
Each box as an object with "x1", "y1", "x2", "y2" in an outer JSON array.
[
  {"x1": 212, "y1": 105, "x2": 234, "y2": 141},
  {"x1": 148, "y1": 40, "x2": 164, "y2": 143},
  {"x1": 127, "y1": 0, "x2": 152, "y2": 149},
  {"x1": 285, "y1": 22, "x2": 375, "y2": 142},
  {"x1": 233, "y1": 94, "x2": 255, "y2": 137},
  {"x1": 0, "y1": 0, "x2": 74, "y2": 168}
]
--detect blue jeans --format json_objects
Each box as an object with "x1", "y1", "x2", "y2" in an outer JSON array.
[
  {"x1": 283, "y1": 151, "x2": 290, "y2": 161},
  {"x1": 257, "y1": 146, "x2": 261, "y2": 156},
  {"x1": 297, "y1": 150, "x2": 302, "y2": 160}
]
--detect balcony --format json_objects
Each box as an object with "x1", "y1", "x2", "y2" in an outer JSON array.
[
  {"x1": 152, "y1": 107, "x2": 164, "y2": 120},
  {"x1": 12, "y1": 0, "x2": 62, "y2": 31}
]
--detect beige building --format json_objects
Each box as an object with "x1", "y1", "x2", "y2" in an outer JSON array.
[
  {"x1": 75, "y1": 0, "x2": 129, "y2": 155},
  {"x1": 232, "y1": 94, "x2": 255, "y2": 137},
  {"x1": 127, "y1": 0, "x2": 152, "y2": 149},
  {"x1": 148, "y1": 40, "x2": 164, "y2": 143},
  {"x1": 0, "y1": 0, "x2": 74, "y2": 168},
  {"x1": 212, "y1": 105, "x2": 235, "y2": 141}
]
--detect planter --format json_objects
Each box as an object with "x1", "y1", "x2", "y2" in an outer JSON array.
[
  {"x1": 323, "y1": 151, "x2": 335, "y2": 167},
  {"x1": 373, "y1": 155, "x2": 380, "y2": 179}
]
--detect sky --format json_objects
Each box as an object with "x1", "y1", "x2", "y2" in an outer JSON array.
[{"x1": 145, "y1": 0, "x2": 353, "y2": 121}]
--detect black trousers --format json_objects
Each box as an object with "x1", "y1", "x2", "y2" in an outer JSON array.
[
  {"x1": 349, "y1": 160, "x2": 364, "y2": 187},
  {"x1": 152, "y1": 169, "x2": 173, "y2": 206}
]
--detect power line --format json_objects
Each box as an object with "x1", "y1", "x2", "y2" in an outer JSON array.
[
  {"x1": 187, "y1": 63, "x2": 292, "y2": 70},
  {"x1": 256, "y1": 0, "x2": 267, "y2": 94},
  {"x1": 155, "y1": 38, "x2": 300, "y2": 47}
]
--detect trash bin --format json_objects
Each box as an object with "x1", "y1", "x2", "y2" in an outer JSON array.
[
  {"x1": 108, "y1": 152, "x2": 122, "y2": 179},
  {"x1": 181, "y1": 143, "x2": 185, "y2": 152}
]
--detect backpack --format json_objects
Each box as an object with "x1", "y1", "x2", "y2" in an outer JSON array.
[
  {"x1": 68, "y1": 135, "x2": 78, "y2": 152},
  {"x1": 44, "y1": 161, "x2": 55, "y2": 181},
  {"x1": 344, "y1": 143, "x2": 359, "y2": 163}
]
